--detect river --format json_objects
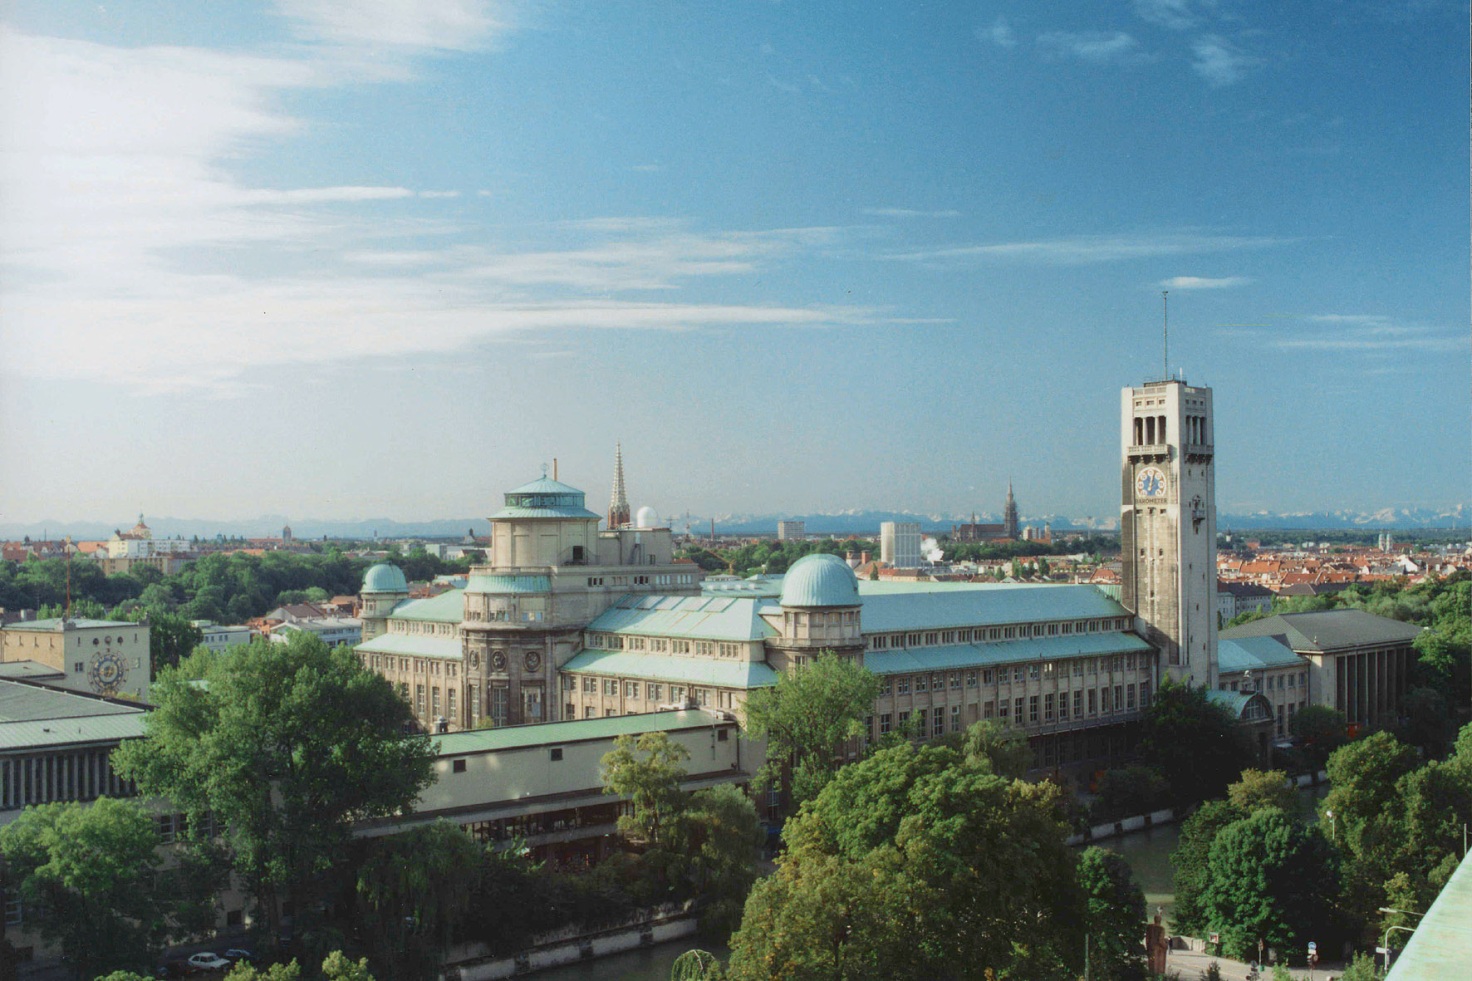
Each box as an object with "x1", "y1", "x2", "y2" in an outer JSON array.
[{"x1": 523, "y1": 784, "x2": 1330, "y2": 979}]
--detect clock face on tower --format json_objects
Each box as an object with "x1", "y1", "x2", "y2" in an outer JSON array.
[
  {"x1": 1136, "y1": 467, "x2": 1167, "y2": 499},
  {"x1": 90, "y1": 650, "x2": 128, "y2": 696}
]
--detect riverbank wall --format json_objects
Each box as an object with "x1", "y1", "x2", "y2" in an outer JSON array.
[
  {"x1": 1068, "y1": 770, "x2": 1327, "y2": 846},
  {"x1": 446, "y1": 902, "x2": 699, "y2": 980}
]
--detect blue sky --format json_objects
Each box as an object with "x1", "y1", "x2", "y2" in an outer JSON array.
[{"x1": 1, "y1": 1, "x2": 1466, "y2": 527}]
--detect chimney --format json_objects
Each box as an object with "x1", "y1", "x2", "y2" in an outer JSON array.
[{"x1": 861, "y1": 551, "x2": 871, "y2": 564}]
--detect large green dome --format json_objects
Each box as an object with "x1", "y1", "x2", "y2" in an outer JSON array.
[
  {"x1": 779, "y1": 553, "x2": 862, "y2": 608},
  {"x1": 363, "y1": 562, "x2": 408, "y2": 594}
]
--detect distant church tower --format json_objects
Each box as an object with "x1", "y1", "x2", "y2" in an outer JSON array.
[
  {"x1": 608, "y1": 443, "x2": 631, "y2": 529},
  {"x1": 1120, "y1": 378, "x2": 1218, "y2": 687},
  {"x1": 1002, "y1": 482, "x2": 1020, "y2": 540}
]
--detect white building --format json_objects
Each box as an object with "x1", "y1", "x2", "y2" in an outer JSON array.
[
  {"x1": 777, "y1": 520, "x2": 806, "y2": 542},
  {"x1": 879, "y1": 521, "x2": 922, "y2": 569}
]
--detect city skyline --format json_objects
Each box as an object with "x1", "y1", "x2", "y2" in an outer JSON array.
[{"x1": 2, "y1": 1, "x2": 1467, "y2": 525}]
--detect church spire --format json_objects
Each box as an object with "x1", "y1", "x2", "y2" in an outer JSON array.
[
  {"x1": 608, "y1": 443, "x2": 631, "y2": 529},
  {"x1": 1003, "y1": 480, "x2": 1019, "y2": 540}
]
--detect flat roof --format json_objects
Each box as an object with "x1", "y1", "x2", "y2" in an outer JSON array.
[
  {"x1": 856, "y1": 582, "x2": 1130, "y2": 632},
  {"x1": 1218, "y1": 636, "x2": 1305, "y2": 674},
  {"x1": 1221, "y1": 609, "x2": 1422, "y2": 652},
  {"x1": 388, "y1": 589, "x2": 465, "y2": 624},
  {"x1": 433, "y1": 709, "x2": 733, "y2": 756},
  {"x1": 0, "y1": 680, "x2": 143, "y2": 723},
  {"x1": 2, "y1": 618, "x2": 137, "y2": 632}
]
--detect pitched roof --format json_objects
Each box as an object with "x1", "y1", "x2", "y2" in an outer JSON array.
[
  {"x1": 862, "y1": 630, "x2": 1152, "y2": 675},
  {"x1": 1217, "y1": 636, "x2": 1305, "y2": 674},
  {"x1": 388, "y1": 589, "x2": 465, "y2": 624},
  {"x1": 855, "y1": 582, "x2": 1130, "y2": 632},
  {"x1": 561, "y1": 649, "x2": 779, "y2": 688},
  {"x1": 356, "y1": 632, "x2": 462, "y2": 660},
  {"x1": 1220, "y1": 609, "x2": 1422, "y2": 653},
  {"x1": 588, "y1": 595, "x2": 777, "y2": 641}
]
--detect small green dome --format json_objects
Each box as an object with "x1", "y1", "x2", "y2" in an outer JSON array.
[
  {"x1": 780, "y1": 553, "x2": 862, "y2": 608},
  {"x1": 363, "y1": 563, "x2": 408, "y2": 594}
]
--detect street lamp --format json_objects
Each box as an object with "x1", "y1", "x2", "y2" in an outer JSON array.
[
  {"x1": 1377, "y1": 908, "x2": 1425, "y2": 974},
  {"x1": 1325, "y1": 808, "x2": 1335, "y2": 841}
]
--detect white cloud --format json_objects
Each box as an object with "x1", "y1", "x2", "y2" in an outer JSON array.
[
  {"x1": 1220, "y1": 315, "x2": 1465, "y2": 354},
  {"x1": 982, "y1": 16, "x2": 1017, "y2": 49},
  {"x1": 891, "y1": 232, "x2": 1286, "y2": 264},
  {"x1": 863, "y1": 207, "x2": 961, "y2": 219},
  {"x1": 271, "y1": 0, "x2": 506, "y2": 52},
  {"x1": 418, "y1": 190, "x2": 462, "y2": 198},
  {"x1": 1159, "y1": 275, "x2": 1250, "y2": 289},
  {"x1": 1133, "y1": 0, "x2": 1201, "y2": 30},
  {"x1": 1036, "y1": 31, "x2": 1149, "y2": 66},
  {"x1": 1191, "y1": 35, "x2": 1260, "y2": 86}
]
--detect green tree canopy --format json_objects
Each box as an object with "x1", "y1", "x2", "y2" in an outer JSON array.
[
  {"x1": 1227, "y1": 769, "x2": 1299, "y2": 817},
  {"x1": 1077, "y1": 846, "x2": 1148, "y2": 981},
  {"x1": 727, "y1": 739, "x2": 1081, "y2": 980},
  {"x1": 1288, "y1": 705, "x2": 1347, "y2": 772},
  {"x1": 1137, "y1": 680, "x2": 1256, "y2": 808},
  {"x1": 742, "y1": 652, "x2": 880, "y2": 812},
  {"x1": 600, "y1": 731, "x2": 692, "y2": 849},
  {"x1": 1170, "y1": 799, "x2": 1247, "y2": 938},
  {"x1": 355, "y1": 821, "x2": 480, "y2": 979},
  {"x1": 112, "y1": 631, "x2": 435, "y2": 956}
]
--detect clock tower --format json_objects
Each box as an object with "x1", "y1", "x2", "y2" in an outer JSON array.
[{"x1": 1120, "y1": 378, "x2": 1218, "y2": 688}]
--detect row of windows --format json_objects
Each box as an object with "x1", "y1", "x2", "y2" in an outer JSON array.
[
  {"x1": 878, "y1": 655, "x2": 1146, "y2": 696},
  {"x1": 1219, "y1": 670, "x2": 1306, "y2": 694},
  {"x1": 866, "y1": 619, "x2": 1130, "y2": 650},
  {"x1": 871, "y1": 682, "x2": 1151, "y2": 735},
  {"x1": 365, "y1": 654, "x2": 459, "y2": 678},
  {"x1": 587, "y1": 634, "x2": 744, "y2": 658},
  {"x1": 584, "y1": 573, "x2": 697, "y2": 588}
]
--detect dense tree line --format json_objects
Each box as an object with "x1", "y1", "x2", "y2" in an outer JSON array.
[
  {"x1": 0, "y1": 547, "x2": 471, "y2": 626},
  {"x1": 678, "y1": 538, "x2": 878, "y2": 577}
]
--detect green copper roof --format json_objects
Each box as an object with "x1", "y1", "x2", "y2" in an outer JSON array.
[
  {"x1": 779, "y1": 553, "x2": 862, "y2": 608},
  {"x1": 588, "y1": 594, "x2": 777, "y2": 641},
  {"x1": 857, "y1": 582, "x2": 1130, "y2": 632},
  {"x1": 362, "y1": 563, "x2": 408, "y2": 594},
  {"x1": 492, "y1": 476, "x2": 601, "y2": 520},
  {"x1": 1385, "y1": 852, "x2": 1472, "y2": 980},
  {"x1": 562, "y1": 648, "x2": 779, "y2": 688},
  {"x1": 1218, "y1": 636, "x2": 1304, "y2": 675},
  {"x1": 1205, "y1": 688, "x2": 1273, "y2": 721},
  {"x1": 388, "y1": 589, "x2": 464, "y2": 623},
  {"x1": 862, "y1": 631, "x2": 1152, "y2": 675},
  {"x1": 465, "y1": 574, "x2": 550, "y2": 594},
  {"x1": 356, "y1": 632, "x2": 463, "y2": 660},
  {"x1": 434, "y1": 709, "x2": 733, "y2": 755}
]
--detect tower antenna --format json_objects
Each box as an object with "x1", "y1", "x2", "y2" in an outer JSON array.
[{"x1": 1161, "y1": 290, "x2": 1169, "y2": 380}]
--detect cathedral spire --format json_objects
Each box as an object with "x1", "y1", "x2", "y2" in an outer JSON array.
[
  {"x1": 608, "y1": 443, "x2": 631, "y2": 529},
  {"x1": 1003, "y1": 480, "x2": 1019, "y2": 540}
]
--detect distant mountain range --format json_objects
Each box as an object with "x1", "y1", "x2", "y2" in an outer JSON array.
[{"x1": 2, "y1": 504, "x2": 1468, "y2": 542}]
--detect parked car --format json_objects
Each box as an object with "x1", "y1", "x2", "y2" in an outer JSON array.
[
  {"x1": 223, "y1": 949, "x2": 254, "y2": 964},
  {"x1": 154, "y1": 960, "x2": 192, "y2": 979},
  {"x1": 187, "y1": 953, "x2": 231, "y2": 972}
]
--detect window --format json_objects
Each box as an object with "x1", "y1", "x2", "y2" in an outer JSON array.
[
  {"x1": 915, "y1": 675, "x2": 928, "y2": 693},
  {"x1": 718, "y1": 728, "x2": 729, "y2": 741},
  {"x1": 1044, "y1": 693, "x2": 1054, "y2": 722},
  {"x1": 671, "y1": 686, "x2": 685, "y2": 701},
  {"x1": 696, "y1": 688, "x2": 709, "y2": 706},
  {"x1": 625, "y1": 682, "x2": 640, "y2": 699},
  {"x1": 603, "y1": 679, "x2": 618, "y2": 696},
  {"x1": 966, "y1": 671, "x2": 977, "y2": 688},
  {"x1": 550, "y1": 748, "x2": 563, "y2": 762},
  {"x1": 432, "y1": 687, "x2": 441, "y2": 716},
  {"x1": 1028, "y1": 695, "x2": 1039, "y2": 724},
  {"x1": 415, "y1": 684, "x2": 426, "y2": 716},
  {"x1": 983, "y1": 700, "x2": 995, "y2": 719},
  {"x1": 1127, "y1": 684, "x2": 1136, "y2": 709},
  {"x1": 1058, "y1": 693, "x2": 1068, "y2": 721},
  {"x1": 448, "y1": 688, "x2": 456, "y2": 720},
  {"x1": 982, "y1": 669, "x2": 994, "y2": 684},
  {"x1": 897, "y1": 678, "x2": 910, "y2": 695},
  {"x1": 1140, "y1": 681, "x2": 1151, "y2": 706},
  {"x1": 452, "y1": 759, "x2": 467, "y2": 774},
  {"x1": 649, "y1": 684, "x2": 663, "y2": 702},
  {"x1": 490, "y1": 687, "x2": 509, "y2": 727},
  {"x1": 1073, "y1": 690, "x2": 1082, "y2": 718},
  {"x1": 879, "y1": 713, "x2": 893, "y2": 734},
  {"x1": 1028, "y1": 665, "x2": 1039, "y2": 681},
  {"x1": 999, "y1": 699, "x2": 1010, "y2": 719},
  {"x1": 880, "y1": 677, "x2": 892, "y2": 696},
  {"x1": 1014, "y1": 697, "x2": 1025, "y2": 722},
  {"x1": 950, "y1": 705, "x2": 961, "y2": 732},
  {"x1": 1088, "y1": 689, "x2": 1097, "y2": 715},
  {"x1": 932, "y1": 707, "x2": 945, "y2": 737},
  {"x1": 1013, "y1": 666, "x2": 1024, "y2": 683},
  {"x1": 1100, "y1": 687, "x2": 1112, "y2": 713},
  {"x1": 585, "y1": 706, "x2": 595, "y2": 718},
  {"x1": 1114, "y1": 685, "x2": 1124, "y2": 712},
  {"x1": 583, "y1": 677, "x2": 596, "y2": 693}
]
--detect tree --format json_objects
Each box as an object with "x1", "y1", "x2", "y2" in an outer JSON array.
[
  {"x1": 1318, "y1": 731, "x2": 1419, "y2": 924},
  {"x1": 728, "y1": 740, "x2": 1081, "y2": 980},
  {"x1": 355, "y1": 821, "x2": 480, "y2": 979},
  {"x1": 1137, "y1": 680, "x2": 1256, "y2": 808},
  {"x1": 600, "y1": 731, "x2": 692, "y2": 849},
  {"x1": 0, "y1": 797, "x2": 205, "y2": 979},
  {"x1": 1227, "y1": 769, "x2": 1298, "y2": 817},
  {"x1": 1091, "y1": 766, "x2": 1169, "y2": 822},
  {"x1": 1198, "y1": 809, "x2": 1340, "y2": 963},
  {"x1": 675, "y1": 784, "x2": 764, "y2": 937},
  {"x1": 1077, "y1": 847, "x2": 1147, "y2": 981},
  {"x1": 124, "y1": 609, "x2": 203, "y2": 676},
  {"x1": 1288, "y1": 705, "x2": 1347, "y2": 772},
  {"x1": 671, "y1": 949, "x2": 725, "y2": 981},
  {"x1": 1170, "y1": 800, "x2": 1246, "y2": 938},
  {"x1": 742, "y1": 652, "x2": 880, "y2": 812},
  {"x1": 321, "y1": 950, "x2": 377, "y2": 981},
  {"x1": 112, "y1": 632, "x2": 435, "y2": 956},
  {"x1": 1396, "y1": 686, "x2": 1455, "y2": 757},
  {"x1": 226, "y1": 961, "x2": 302, "y2": 981},
  {"x1": 958, "y1": 718, "x2": 1033, "y2": 779}
]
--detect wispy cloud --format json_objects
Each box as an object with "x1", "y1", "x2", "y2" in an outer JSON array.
[
  {"x1": 982, "y1": 16, "x2": 1017, "y2": 49},
  {"x1": 271, "y1": 0, "x2": 507, "y2": 52},
  {"x1": 1133, "y1": 0, "x2": 1201, "y2": 30},
  {"x1": 891, "y1": 232, "x2": 1287, "y2": 265},
  {"x1": 1036, "y1": 31, "x2": 1150, "y2": 66},
  {"x1": 1191, "y1": 35, "x2": 1260, "y2": 86},
  {"x1": 1159, "y1": 275, "x2": 1250, "y2": 289},
  {"x1": 1219, "y1": 315, "x2": 1466, "y2": 354},
  {"x1": 863, "y1": 207, "x2": 961, "y2": 219},
  {"x1": 0, "y1": 24, "x2": 872, "y2": 396}
]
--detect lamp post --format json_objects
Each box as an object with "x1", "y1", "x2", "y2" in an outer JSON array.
[{"x1": 1377, "y1": 907, "x2": 1425, "y2": 974}]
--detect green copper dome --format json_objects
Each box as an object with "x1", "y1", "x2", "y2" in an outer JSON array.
[
  {"x1": 779, "y1": 553, "x2": 862, "y2": 608},
  {"x1": 363, "y1": 563, "x2": 409, "y2": 594}
]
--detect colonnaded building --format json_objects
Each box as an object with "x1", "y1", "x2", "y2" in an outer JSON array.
[{"x1": 355, "y1": 376, "x2": 1418, "y2": 781}]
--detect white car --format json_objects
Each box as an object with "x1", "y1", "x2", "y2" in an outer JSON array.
[{"x1": 187, "y1": 953, "x2": 231, "y2": 972}]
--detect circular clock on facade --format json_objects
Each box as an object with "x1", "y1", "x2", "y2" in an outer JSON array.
[
  {"x1": 1136, "y1": 467, "x2": 1167, "y2": 499},
  {"x1": 524, "y1": 651, "x2": 542, "y2": 672},
  {"x1": 90, "y1": 650, "x2": 128, "y2": 696},
  {"x1": 491, "y1": 652, "x2": 507, "y2": 671}
]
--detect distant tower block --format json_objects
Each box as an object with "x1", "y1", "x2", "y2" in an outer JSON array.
[
  {"x1": 880, "y1": 521, "x2": 922, "y2": 569},
  {"x1": 608, "y1": 442, "x2": 631, "y2": 529},
  {"x1": 777, "y1": 520, "x2": 806, "y2": 541},
  {"x1": 1120, "y1": 377, "x2": 1218, "y2": 688}
]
